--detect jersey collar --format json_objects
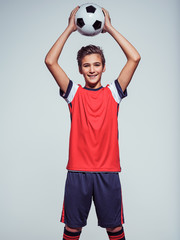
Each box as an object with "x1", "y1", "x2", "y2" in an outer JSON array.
[{"x1": 83, "y1": 86, "x2": 103, "y2": 91}]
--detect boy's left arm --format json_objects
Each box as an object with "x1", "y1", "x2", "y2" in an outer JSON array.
[{"x1": 102, "y1": 9, "x2": 141, "y2": 92}]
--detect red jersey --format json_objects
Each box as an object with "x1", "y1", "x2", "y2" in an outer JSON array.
[{"x1": 60, "y1": 79, "x2": 127, "y2": 172}]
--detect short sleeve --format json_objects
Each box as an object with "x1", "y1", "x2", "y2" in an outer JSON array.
[
  {"x1": 108, "y1": 79, "x2": 127, "y2": 103},
  {"x1": 59, "y1": 80, "x2": 79, "y2": 104}
]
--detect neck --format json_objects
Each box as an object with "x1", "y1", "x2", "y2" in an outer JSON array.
[{"x1": 85, "y1": 82, "x2": 102, "y2": 89}]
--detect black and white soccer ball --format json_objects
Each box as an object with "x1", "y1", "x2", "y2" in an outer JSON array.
[{"x1": 75, "y1": 3, "x2": 105, "y2": 36}]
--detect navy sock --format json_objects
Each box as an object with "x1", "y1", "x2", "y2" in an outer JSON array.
[
  {"x1": 63, "y1": 228, "x2": 81, "y2": 240},
  {"x1": 107, "y1": 227, "x2": 125, "y2": 240}
]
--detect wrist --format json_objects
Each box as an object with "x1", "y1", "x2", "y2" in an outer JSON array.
[
  {"x1": 66, "y1": 25, "x2": 75, "y2": 34},
  {"x1": 106, "y1": 24, "x2": 115, "y2": 34}
]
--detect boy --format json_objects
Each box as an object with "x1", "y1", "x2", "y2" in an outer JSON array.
[{"x1": 45, "y1": 6, "x2": 140, "y2": 240}]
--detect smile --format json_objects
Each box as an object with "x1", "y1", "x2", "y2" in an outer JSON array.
[{"x1": 87, "y1": 74, "x2": 98, "y2": 78}]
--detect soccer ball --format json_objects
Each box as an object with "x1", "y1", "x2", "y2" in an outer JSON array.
[{"x1": 75, "y1": 3, "x2": 105, "y2": 36}]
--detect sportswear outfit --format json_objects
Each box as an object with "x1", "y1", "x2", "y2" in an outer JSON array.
[{"x1": 59, "y1": 79, "x2": 127, "y2": 231}]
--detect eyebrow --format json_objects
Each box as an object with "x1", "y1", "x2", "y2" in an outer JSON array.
[{"x1": 82, "y1": 61, "x2": 101, "y2": 65}]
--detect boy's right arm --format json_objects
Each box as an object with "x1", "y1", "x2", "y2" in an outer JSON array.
[{"x1": 44, "y1": 6, "x2": 79, "y2": 94}]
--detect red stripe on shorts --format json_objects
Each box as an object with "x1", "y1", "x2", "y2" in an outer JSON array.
[
  {"x1": 61, "y1": 201, "x2": 65, "y2": 223},
  {"x1": 121, "y1": 188, "x2": 124, "y2": 224}
]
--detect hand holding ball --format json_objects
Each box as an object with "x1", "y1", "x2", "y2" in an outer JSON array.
[{"x1": 75, "y1": 3, "x2": 105, "y2": 36}]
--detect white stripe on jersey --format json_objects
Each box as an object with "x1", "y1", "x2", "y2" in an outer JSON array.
[
  {"x1": 64, "y1": 81, "x2": 79, "y2": 104},
  {"x1": 108, "y1": 81, "x2": 122, "y2": 104}
]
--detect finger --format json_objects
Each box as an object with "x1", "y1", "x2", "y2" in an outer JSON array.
[
  {"x1": 103, "y1": 8, "x2": 111, "y2": 19},
  {"x1": 72, "y1": 6, "x2": 80, "y2": 15},
  {"x1": 70, "y1": 6, "x2": 79, "y2": 17},
  {"x1": 102, "y1": 8, "x2": 108, "y2": 16}
]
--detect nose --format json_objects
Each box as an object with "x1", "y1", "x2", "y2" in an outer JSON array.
[{"x1": 89, "y1": 65, "x2": 95, "y2": 73}]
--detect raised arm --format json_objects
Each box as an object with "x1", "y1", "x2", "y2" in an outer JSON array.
[
  {"x1": 45, "y1": 6, "x2": 79, "y2": 93},
  {"x1": 102, "y1": 9, "x2": 141, "y2": 92}
]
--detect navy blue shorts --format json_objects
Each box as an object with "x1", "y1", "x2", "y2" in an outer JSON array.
[{"x1": 60, "y1": 171, "x2": 125, "y2": 228}]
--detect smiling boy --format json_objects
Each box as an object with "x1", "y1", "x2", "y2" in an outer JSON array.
[
  {"x1": 78, "y1": 50, "x2": 105, "y2": 88},
  {"x1": 45, "y1": 6, "x2": 140, "y2": 240}
]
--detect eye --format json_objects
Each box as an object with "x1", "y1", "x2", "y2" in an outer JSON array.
[
  {"x1": 83, "y1": 64, "x2": 89, "y2": 67},
  {"x1": 94, "y1": 62, "x2": 101, "y2": 66}
]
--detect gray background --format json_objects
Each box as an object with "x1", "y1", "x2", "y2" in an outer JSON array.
[{"x1": 1, "y1": 0, "x2": 179, "y2": 239}]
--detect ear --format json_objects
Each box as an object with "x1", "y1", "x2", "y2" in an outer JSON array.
[
  {"x1": 79, "y1": 66, "x2": 82, "y2": 74},
  {"x1": 103, "y1": 65, "x2": 106, "y2": 73}
]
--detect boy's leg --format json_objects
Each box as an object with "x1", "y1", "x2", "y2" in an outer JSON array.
[
  {"x1": 106, "y1": 226, "x2": 125, "y2": 240},
  {"x1": 61, "y1": 172, "x2": 93, "y2": 239},
  {"x1": 63, "y1": 226, "x2": 82, "y2": 240},
  {"x1": 65, "y1": 225, "x2": 82, "y2": 232},
  {"x1": 93, "y1": 173, "x2": 126, "y2": 239}
]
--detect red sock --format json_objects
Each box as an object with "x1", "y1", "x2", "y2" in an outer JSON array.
[
  {"x1": 63, "y1": 228, "x2": 81, "y2": 240},
  {"x1": 107, "y1": 227, "x2": 125, "y2": 240}
]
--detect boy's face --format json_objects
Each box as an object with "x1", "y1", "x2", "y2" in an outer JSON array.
[{"x1": 79, "y1": 54, "x2": 106, "y2": 89}]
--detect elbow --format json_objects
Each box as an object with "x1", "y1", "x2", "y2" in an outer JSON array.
[
  {"x1": 134, "y1": 53, "x2": 141, "y2": 63},
  {"x1": 137, "y1": 54, "x2": 141, "y2": 62},
  {"x1": 44, "y1": 56, "x2": 53, "y2": 67},
  {"x1": 128, "y1": 53, "x2": 141, "y2": 65},
  {"x1": 44, "y1": 54, "x2": 58, "y2": 67}
]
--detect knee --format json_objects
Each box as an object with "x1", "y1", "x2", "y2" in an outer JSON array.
[
  {"x1": 65, "y1": 225, "x2": 82, "y2": 233},
  {"x1": 106, "y1": 225, "x2": 122, "y2": 233}
]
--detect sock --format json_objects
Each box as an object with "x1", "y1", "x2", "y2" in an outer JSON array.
[
  {"x1": 107, "y1": 227, "x2": 125, "y2": 240},
  {"x1": 63, "y1": 228, "x2": 81, "y2": 240}
]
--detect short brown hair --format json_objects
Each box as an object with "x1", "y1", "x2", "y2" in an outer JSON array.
[{"x1": 77, "y1": 45, "x2": 105, "y2": 69}]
